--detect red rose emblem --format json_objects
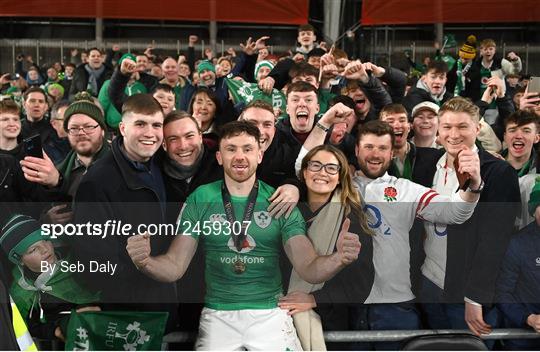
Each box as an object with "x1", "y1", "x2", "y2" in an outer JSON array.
[{"x1": 383, "y1": 187, "x2": 398, "y2": 201}]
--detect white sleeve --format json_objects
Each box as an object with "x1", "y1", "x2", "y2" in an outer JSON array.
[
  {"x1": 415, "y1": 187, "x2": 478, "y2": 225},
  {"x1": 295, "y1": 146, "x2": 309, "y2": 178}
]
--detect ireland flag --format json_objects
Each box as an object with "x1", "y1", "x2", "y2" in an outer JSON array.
[
  {"x1": 225, "y1": 78, "x2": 286, "y2": 111},
  {"x1": 65, "y1": 311, "x2": 168, "y2": 351}
]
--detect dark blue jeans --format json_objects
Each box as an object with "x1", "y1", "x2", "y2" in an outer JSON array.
[
  {"x1": 419, "y1": 275, "x2": 500, "y2": 349},
  {"x1": 350, "y1": 302, "x2": 421, "y2": 350}
]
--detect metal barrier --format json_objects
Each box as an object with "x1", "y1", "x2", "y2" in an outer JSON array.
[{"x1": 161, "y1": 329, "x2": 540, "y2": 348}]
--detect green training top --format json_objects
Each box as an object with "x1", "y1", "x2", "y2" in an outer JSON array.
[{"x1": 179, "y1": 179, "x2": 306, "y2": 310}]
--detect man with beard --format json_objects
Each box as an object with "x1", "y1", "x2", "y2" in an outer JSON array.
[
  {"x1": 20, "y1": 93, "x2": 108, "y2": 199},
  {"x1": 126, "y1": 120, "x2": 361, "y2": 350},
  {"x1": 72, "y1": 94, "x2": 178, "y2": 330},
  {"x1": 295, "y1": 119, "x2": 482, "y2": 350},
  {"x1": 403, "y1": 61, "x2": 453, "y2": 116}
]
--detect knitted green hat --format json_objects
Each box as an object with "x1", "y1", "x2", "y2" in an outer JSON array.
[
  {"x1": 197, "y1": 60, "x2": 215, "y2": 75},
  {"x1": 0, "y1": 215, "x2": 46, "y2": 264},
  {"x1": 254, "y1": 60, "x2": 275, "y2": 81},
  {"x1": 118, "y1": 53, "x2": 136, "y2": 66},
  {"x1": 63, "y1": 91, "x2": 105, "y2": 132},
  {"x1": 528, "y1": 176, "x2": 540, "y2": 217}
]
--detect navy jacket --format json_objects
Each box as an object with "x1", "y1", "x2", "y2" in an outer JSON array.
[
  {"x1": 496, "y1": 221, "x2": 540, "y2": 327},
  {"x1": 418, "y1": 148, "x2": 521, "y2": 304}
]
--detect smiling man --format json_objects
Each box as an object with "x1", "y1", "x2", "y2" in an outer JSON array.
[
  {"x1": 417, "y1": 97, "x2": 520, "y2": 343},
  {"x1": 72, "y1": 94, "x2": 178, "y2": 331},
  {"x1": 126, "y1": 120, "x2": 360, "y2": 350}
]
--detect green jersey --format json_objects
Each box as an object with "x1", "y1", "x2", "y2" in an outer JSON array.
[{"x1": 179, "y1": 180, "x2": 306, "y2": 310}]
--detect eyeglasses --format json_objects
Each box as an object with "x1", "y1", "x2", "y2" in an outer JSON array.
[
  {"x1": 67, "y1": 124, "x2": 99, "y2": 135},
  {"x1": 306, "y1": 160, "x2": 341, "y2": 175}
]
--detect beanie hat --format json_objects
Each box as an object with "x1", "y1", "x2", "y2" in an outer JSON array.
[
  {"x1": 197, "y1": 60, "x2": 215, "y2": 75},
  {"x1": 0, "y1": 215, "x2": 45, "y2": 264},
  {"x1": 254, "y1": 60, "x2": 275, "y2": 80},
  {"x1": 459, "y1": 35, "x2": 477, "y2": 60},
  {"x1": 63, "y1": 91, "x2": 105, "y2": 132},
  {"x1": 528, "y1": 176, "x2": 540, "y2": 217},
  {"x1": 118, "y1": 53, "x2": 136, "y2": 66}
]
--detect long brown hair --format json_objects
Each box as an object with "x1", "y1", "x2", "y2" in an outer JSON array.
[{"x1": 300, "y1": 144, "x2": 373, "y2": 236}]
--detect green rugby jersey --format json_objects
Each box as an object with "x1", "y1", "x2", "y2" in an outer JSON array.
[{"x1": 179, "y1": 179, "x2": 306, "y2": 310}]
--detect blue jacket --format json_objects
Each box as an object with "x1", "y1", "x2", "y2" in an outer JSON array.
[{"x1": 496, "y1": 221, "x2": 540, "y2": 327}]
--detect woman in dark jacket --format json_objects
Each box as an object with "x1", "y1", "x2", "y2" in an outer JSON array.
[{"x1": 279, "y1": 144, "x2": 374, "y2": 350}]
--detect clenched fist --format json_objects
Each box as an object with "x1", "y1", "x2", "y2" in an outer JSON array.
[{"x1": 126, "y1": 233, "x2": 151, "y2": 269}]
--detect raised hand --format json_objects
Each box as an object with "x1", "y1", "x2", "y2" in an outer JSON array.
[
  {"x1": 336, "y1": 218, "x2": 361, "y2": 265},
  {"x1": 343, "y1": 60, "x2": 369, "y2": 83},
  {"x1": 126, "y1": 233, "x2": 151, "y2": 269}
]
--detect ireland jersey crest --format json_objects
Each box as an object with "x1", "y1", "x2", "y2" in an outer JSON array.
[{"x1": 254, "y1": 211, "x2": 271, "y2": 228}]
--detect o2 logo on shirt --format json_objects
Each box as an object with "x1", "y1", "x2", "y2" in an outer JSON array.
[
  {"x1": 364, "y1": 204, "x2": 391, "y2": 235},
  {"x1": 434, "y1": 224, "x2": 448, "y2": 237}
]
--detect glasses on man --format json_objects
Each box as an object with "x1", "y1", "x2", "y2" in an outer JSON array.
[
  {"x1": 306, "y1": 160, "x2": 341, "y2": 175},
  {"x1": 67, "y1": 124, "x2": 99, "y2": 135}
]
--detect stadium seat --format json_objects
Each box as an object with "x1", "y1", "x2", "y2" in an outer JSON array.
[{"x1": 401, "y1": 333, "x2": 488, "y2": 350}]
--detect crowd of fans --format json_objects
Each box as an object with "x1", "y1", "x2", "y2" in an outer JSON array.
[{"x1": 1, "y1": 23, "x2": 539, "y2": 350}]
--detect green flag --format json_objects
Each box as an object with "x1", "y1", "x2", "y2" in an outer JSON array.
[
  {"x1": 443, "y1": 34, "x2": 457, "y2": 48},
  {"x1": 225, "y1": 78, "x2": 286, "y2": 111},
  {"x1": 65, "y1": 310, "x2": 168, "y2": 351}
]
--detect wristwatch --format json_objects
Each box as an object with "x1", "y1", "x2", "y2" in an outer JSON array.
[{"x1": 466, "y1": 180, "x2": 484, "y2": 194}]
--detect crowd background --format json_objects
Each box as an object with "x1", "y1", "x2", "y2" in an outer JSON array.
[{"x1": 1, "y1": 3, "x2": 540, "y2": 351}]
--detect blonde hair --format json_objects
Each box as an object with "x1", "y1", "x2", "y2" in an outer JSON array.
[
  {"x1": 439, "y1": 96, "x2": 480, "y2": 123},
  {"x1": 300, "y1": 145, "x2": 373, "y2": 236},
  {"x1": 480, "y1": 39, "x2": 496, "y2": 49}
]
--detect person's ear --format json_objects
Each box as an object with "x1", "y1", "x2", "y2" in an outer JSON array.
[{"x1": 216, "y1": 150, "x2": 223, "y2": 165}]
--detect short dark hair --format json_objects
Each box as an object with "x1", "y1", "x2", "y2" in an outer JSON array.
[
  {"x1": 298, "y1": 24, "x2": 315, "y2": 33},
  {"x1": 357, "y1": 120, "x2": 396, "y2": 148},
  {"x1": 23, "y1": 87, "x2": 47, "y2": 102},
  {"x1": 64, "y1": 63, "x2": 75, "y2": 69},
  {"x1": 504, "y1": 109, "x2": 540, "y2": 131},
  {"x1": 426, "y1": 60, "x2": 448, "y2": 75},
  {"x1": 286, "y1": 81, "x2": 318, "y2": 97},
  {"x1": 379, "y1": 104, "x2": 408, "y2": 120},
  {"x1": 163, "y1": 110, "x2": 201, "y2": 132},
  {"x1": 218, "y1": 121, "x2": 261, "y2": 146},
  {"x1": 121, "y1": 94, "x2": 163, "y2": 118},
  {"x1": 151, "y1": 83, "x2": 174, "y2": 95},
  {"x1": 88, "y1": 47, "x2": 102, "y2": 55},
  {"x1": 307, "y1": 48, "x2": 326, "y2": 59},
  {"x1": 289, "y1": 62, "x2": 318, "y2": 80}
]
